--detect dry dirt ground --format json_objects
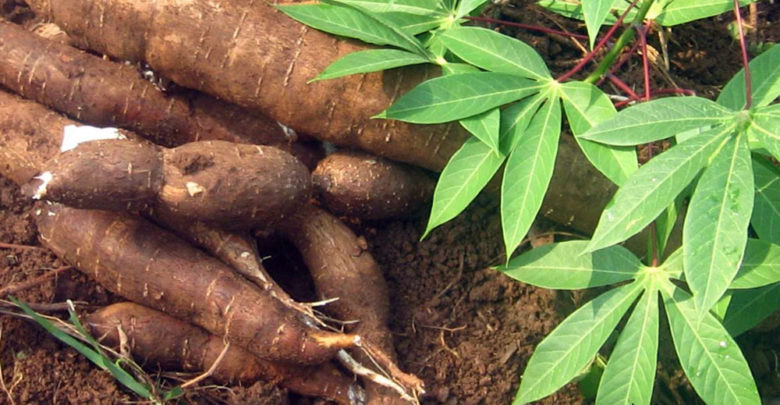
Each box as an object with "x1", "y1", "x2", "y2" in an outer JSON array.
[{"x1": 2, "y1": 1, "x2": 780, "y2": 404}]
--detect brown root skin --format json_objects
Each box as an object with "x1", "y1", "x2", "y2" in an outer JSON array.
[
  {"x1": 279, "y1": 205, "x2": 414, "y2": 404},
  {"x1": 87, "y1": 302, "x2": 361, "y2": 405},
  {"x1": 27, "y1": 139, "x2": 312, "y2": 230},
  {"x1": 0, "y1": 20, "x2": 291, "y2": 148},
  {"x1": 35, "y1": 203, "x2": 355, "y2": 365},
  {"x1": 313, "y1": 150, "x2": 434, "y2": 220},
  {"x1": 26, "y1": 0, "x2": 462, "y2": 172}
]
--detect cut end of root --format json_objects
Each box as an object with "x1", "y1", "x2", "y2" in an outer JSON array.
[
  {"x1": 24, "y1": 172, "x2": 53, "y2": 200},
  {"x1": 60, "y1": 125, "x2": 125, "y2": 152}
]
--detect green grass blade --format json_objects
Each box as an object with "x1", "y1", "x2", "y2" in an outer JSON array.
[
  {"x1": 731, "y1": 239, "x2": 780, "y2": 289},
  {"x1": 586, "y1": 126, "x2": 733, "y2": 252},
  {"x1": 722, "y1": 283, "x2": 780, "y2": 336},
  {"x1": 514, "y1": 282, "x2": 644, "y2": 404},
  {"x1": 751, "y1": 156, "x2": 780, "y2": 244},
  {"x1": 497, "y1": 240, "x2": 643, "y2": 289},
  {"x1": 595, "y1": 288, "x2": 658, "y2": 405},
  {"x1": 655, "y1": 0, "x2": 756, "y2": 26},
  {"x1": 277, "y1": 3, "x2": 425, "y2": 54},
  {"x1": 422, "y1": 137, "x2": 505, "y2": 238},
  {"x1": 580, "y1": 97, "x2": 734, "y2": 146},
  {"x1": 312, "y1": 49, "x2": 430, "y2": 82},
  {"x1": 439, "y1": 27, "x2": 550, "y2": 79},
  {"x1": 459, "y1": 108, "x2": 500, "y2": 154},
  {"x1": 501, "y1": 98, "x2": 561, "y2": 259},
  {"x1": 684, "y1": 133, "x2": 754, "y2": 315},
  {"x1": 718, "y1": 44, "x2": 780, "y2": 109},
  {"x1": 660, "y1": 283, "x2": 761, "y2": 405},
  {"x1": 379, "y1": 73, "x2": 542, "y2": 123},
  {"x1": 11, "y1": 298, "x2": 155, "y2": 400},
  {"x1": 583, "y1": 0, "x2": 614, "y2": 49},
  {"x1": 500, "y1": 95, "x2": 546, "y2": 154},
  {"x1": 561, "y1": 81, "x2": 637, "y2": 185}
]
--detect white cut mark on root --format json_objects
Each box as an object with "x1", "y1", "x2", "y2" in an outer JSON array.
[
  {"x1": 186, "y1": 182, "x2": 205, "y2": 196},
  {"x1": 276, "y1": 121, "x2": 297, "y2": 141},
  {"x1": 31, "y1": 172, "x2": 52, "y2": 200},
  {"x1": 60, "y1": 125, "x2": 126, "y2": 152}
]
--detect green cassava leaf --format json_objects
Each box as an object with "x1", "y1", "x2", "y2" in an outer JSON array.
[
  {"x1": 378, "y1": 72, "x2": 542, "y2": 123},
  {"x1": 441, "y1": 62, "x2": 481, "y2": 75},
  {"x1": 328, "y1": 0, "x2": 445, "y2": 15},
  {"x1": 655, "y1": 0, "x2": 756, "y2": 26},
  {"x1": 660, "y1": 247, "x2": 684, "y2": 279},
  {"x1": 583, "y1": 0, "x2": 614, "y2": 49},
  {"x1": 498, "y1": 240, "x2": 643, "y2": 289},
  {"x1": 595, "y1": 288, "x2": 658, "y2": 405},
  {"x1": 459, "y1": 108, "x2": 501, "y2": 154},
  {"x1": 654, "y1": 196, "x2": 683, "y2": 260},
  {"x1": 501, "y1": 97, "x2": 561, "y2": 258},
  {"x1": 500, "y1": 95, "x2": 547, "y2": 154},
  {"x1": 561, "y1": 81, "x2": 637, "y2": 185},
  {"x1": 718, "y1": 43, "x2": 780, "y2": 110},
  {"x1": 749, "y1": 105, "x2": 780, "y2": 161},
  {"x1": 722, "y1": 283, "x2": 780, "y2": 336},
  {"x1": 515, "y1": 282, "x2": 644, "y2": 404},
  {"x1": 439, "y1": 27, "x2": 551, "y2": 79},
  {"x1": 455, "y1": 0, "x2": 488, "y2": 18},
  {"x1": 312, "y1": 49, "x2": 431, "y2": 81},
  {"x1": 586, "y1": 126, "x2": 733, "y2": 252},
  {"x1": 661, "y1": 283, "x2": 761, "y2": 405},
  {"x1": 580, "y1": 97, "x2": 734, "y2": 146},
  {"x1": 423, "y1": 137, "x2": 505, "y2": 238},
  {"x1": 684, "y1": 133, "x2": 753, "y2": 315},
  {"x1": 731, "y1": 239, "x2": 780, "y2": 289},
  {"x1": 277, "y1": 3, "x2": 425, "y2": 54},
  {"x1": 751, "y1": 156, "x2": 780, "y2": 244}
]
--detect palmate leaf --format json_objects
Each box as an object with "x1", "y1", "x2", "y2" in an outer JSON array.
[
  {"x1": 330, "y1": 0, "x2": 445, "y2": 15},
  {"x1": 500, "y1": 94, "x2": 547, "y2": 154},
  {"x1": 312, "y1": 49, "x2": 430, "y2": 81},
  {"x1": 655, "y1": 0, "x2": 755, "y2": 26},
  {"x1": 661, "y1": 283, "x2": 760, "y2": 405},
  {"x1": 439, "y1": 27, "x2": 550, "y2": 79},
  {"x1": 277, "y1": 3, "x2": 425, "y2": 54},
  {"x1": 560, "y1": 81, "x2": 637, "y2": 185},
  {"x1": 751, "y1": 156, "x2": 780, "y2": 244},
  {"x1": 583, "y1": 0, "x2": 614, "y2": 49},
  {"x1": 498, "y1": 240, "x2": 642, "y2": 289},
  {"x1": 722, "y1": 283, "x2": 780, "y2": 336},
  {"x1": 718, "y1": 44, "x2": 780, "y2": 110},
  {"x1": 455, "y1": 0, "x2": 489, "y2": 18},
  {"x1": 378, "y1": 72, "x2": 542, "y2": 123},
  {"x1": 422, "y1": 137, "x2": 505, "y2": 238},
  {"x1": 501, "y1": 96, "x2": 561, "y2": 258},
  {"x1": 514, "y1": 281, "x2": 644, "y2": 404},
  {"x1": 580, "y1": 97, "x2": 734, "y2": 146},
  {"x1": 731, "y1": 239, "x2": 780, "y2": 289},
  {"x1": 586, "y1": 126, "x2": 733, "y2": 252},
  {"x1": 749, "y1": 105, "x2": 780, "y2": 162},
  {"x1": 684, "y1": 133, "x2": 753, "y2": 315},
  {"x1": 595, "y1": 287, "x2": 658, "y2": 405},
  {"x1": 459, "y1": 108, "x2": 500, "y2": 154}
]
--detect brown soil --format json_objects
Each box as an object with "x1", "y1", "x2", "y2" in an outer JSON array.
[{"x1": 2, "y1": 1, "x2": 780, "y2": 405}]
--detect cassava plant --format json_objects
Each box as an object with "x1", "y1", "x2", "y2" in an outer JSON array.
[{"x1": 279, "y1": 0, "x2": 780, "y2": 403}]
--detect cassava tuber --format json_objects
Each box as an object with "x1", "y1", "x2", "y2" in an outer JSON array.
[
  {"x1": 313, "y1": 150, "x2": 435, "y2": 220},
  {"x1": 87, "y1": 302, "x2": 362, "y2": 405},
  {"x1": 35, "y1": 202, "x2": 357, "y2": 365},
  {"x1": 24, "y1": 138, "x2": 311, "y2": 230}
]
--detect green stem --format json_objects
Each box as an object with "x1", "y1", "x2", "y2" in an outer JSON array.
[{"x1": 584, "y1": 0, "x2": 656, "y2": 84}]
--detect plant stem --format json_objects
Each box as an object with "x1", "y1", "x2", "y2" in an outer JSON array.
[
  {"x1": 637, "y1": 22, "x2": 652, "y2": 100},
  {"x1": 556, "y1": 0, "x2": 641, "y2": 82},
  {"x1": 733, "y1": 0, "x2": 752, "y2": 109},
  {"x1": 583, "y1": 0, "x2": 655, "y2": 84},
  {"x1": 466, "y1": 16, "x2": 588, "y2": 40},
  {"x1": 607, "y1": 74, "x2": 640, "y2": 100}
]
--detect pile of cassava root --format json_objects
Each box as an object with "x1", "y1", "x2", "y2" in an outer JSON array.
[{"x1": 0, "y1": 0, "x2": 618, "y2": 403}]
